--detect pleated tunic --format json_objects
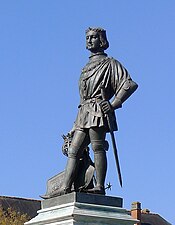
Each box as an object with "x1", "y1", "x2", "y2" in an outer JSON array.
[{"x1": 75, "y1": 55, "x2": 131, "y2": 132}]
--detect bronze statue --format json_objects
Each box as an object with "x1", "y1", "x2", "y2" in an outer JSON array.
[{"x1": 42, "y1": 27, "x2": 138, "y2": 199}]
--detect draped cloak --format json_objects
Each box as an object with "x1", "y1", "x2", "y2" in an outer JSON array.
[{"x1": 74, "y1": 55, "x2": 132, "y2": 132}]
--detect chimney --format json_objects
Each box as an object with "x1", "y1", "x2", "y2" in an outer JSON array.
[
  {"x1": 131, "y1": 202, "x2": 141, "y2": 225},
  {"x1": 142, "y1": 208, "x2": 150, "y2": 214}
]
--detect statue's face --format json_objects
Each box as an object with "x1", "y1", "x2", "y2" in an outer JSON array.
[{"x1": 86, "y1": 30, "x2": 101, "y2": 51}]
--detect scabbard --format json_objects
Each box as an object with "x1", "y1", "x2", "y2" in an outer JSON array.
[
  {"x1": 107, "y1": 113, "x2": 123, "y2": 187},
  {"x1": 100, "y1": 84, "x2": 123, "y2": 187}
]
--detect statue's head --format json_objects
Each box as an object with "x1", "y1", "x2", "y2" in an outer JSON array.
[{"x1": 85, "y1": 27, "x2": 109, "y2": 51}]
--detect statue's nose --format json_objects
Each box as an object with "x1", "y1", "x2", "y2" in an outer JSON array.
[{"x1": 87, "y1": 37, "x2": 92, "y2": 43}]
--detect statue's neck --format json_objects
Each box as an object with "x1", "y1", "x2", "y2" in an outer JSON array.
[{"x1": 89, "y1": 52, "x2": 107, "y2": 61}]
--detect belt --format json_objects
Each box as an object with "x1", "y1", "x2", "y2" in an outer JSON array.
[{"x1": 78, "y1": 97, "x2": 102, "y2": 108}]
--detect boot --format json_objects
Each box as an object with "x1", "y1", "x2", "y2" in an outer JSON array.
[
  {"x1": 87, "y1": 151, "x2": 107, "y2": 195},
  {"x1": 42, "y1": 157, "x2": 78, "y2": 199},
  {"x1": 63, "y1": 157, "x2": 78, "y2": 191}
]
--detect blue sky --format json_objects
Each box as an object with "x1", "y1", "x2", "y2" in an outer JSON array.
[{"x1": 0, "y1": 1, "x2": 175, "y2": 224}]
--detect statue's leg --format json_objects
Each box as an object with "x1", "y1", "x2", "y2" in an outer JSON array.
[
  {"x1": 88, "y1": 127, "x2": 107, "y2": 195},
  {"x1": 63, "y1": 130, "x2": 90, "y2": 192},
  {"x1": 48, "y1": 129, "x2": 90, "y2": 197}
]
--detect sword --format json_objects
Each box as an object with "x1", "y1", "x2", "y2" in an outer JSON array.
[{"x1": 100, "y1": 84, "x2": 123, "y2": 187}]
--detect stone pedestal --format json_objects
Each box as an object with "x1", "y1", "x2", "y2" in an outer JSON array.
[{"x1": 25, "y1": 192, "x2": 138, "y2": 225}]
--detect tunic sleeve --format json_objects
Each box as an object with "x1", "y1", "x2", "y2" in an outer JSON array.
[{"x1": 110, "y1": 58, "x2": 132, "y2": 96}]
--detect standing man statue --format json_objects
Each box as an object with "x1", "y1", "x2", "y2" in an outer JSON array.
[{"x1": 44, "y1": 27, "x2": 138, "y2": 198}]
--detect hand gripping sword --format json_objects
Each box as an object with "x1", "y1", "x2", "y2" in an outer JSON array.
[{"x1": 100, "y1": 84, "x2": 123, "y2": 187}]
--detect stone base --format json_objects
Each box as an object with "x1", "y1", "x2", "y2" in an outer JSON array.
[{"x1": 25, "y1": 192, "x2": 138, "y2": 225}]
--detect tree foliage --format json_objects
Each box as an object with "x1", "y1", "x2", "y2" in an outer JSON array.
[{"x1": 0, "y1": 206, "x2": 30, "y2": 225}]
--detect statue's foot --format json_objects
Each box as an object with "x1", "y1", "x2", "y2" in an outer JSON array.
[
  {"x1": 40, "y1": 187, "x2": 71, "y2": 199},
  {"x1": 40, "y1": 194, "x2": 51, "y2": 200},
  {"x1": 86, "y1": 185, "x2": 105, "y2": 195}
]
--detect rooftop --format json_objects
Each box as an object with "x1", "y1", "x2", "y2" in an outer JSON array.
[{"x1": 0, "y1": 196, "x2": 41, "y2": 218}]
